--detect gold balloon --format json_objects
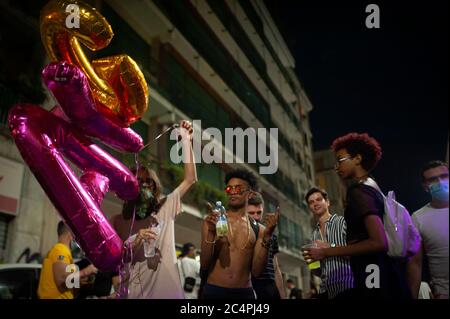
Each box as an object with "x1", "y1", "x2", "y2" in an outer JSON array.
[{"x1": 40, "y1": 0, "x2": 148, "y2": 125}]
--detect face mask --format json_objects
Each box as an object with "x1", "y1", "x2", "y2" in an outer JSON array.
[
  {"x1": 141, "y1": 188, "x2": 154, "y2": 201},
  {"x1": 429, "y1": 180, "x2": 449, "y2": 202},
  {"x1": 136, "y1": 187, "x2": 155, "y2": 219}
]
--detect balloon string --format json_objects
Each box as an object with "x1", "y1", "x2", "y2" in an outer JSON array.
[
  {"x1": 132, "y1": 154, "x2": 145, "y2": 299},
  {"x1": 140, "y1": 123, "x2": 180, "y2": 152},
  {"x1": 116, "y1": 154, "x2": 139, "y2": 299}
]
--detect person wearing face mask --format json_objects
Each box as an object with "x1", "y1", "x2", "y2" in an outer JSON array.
[
  {"x1": 407, "y1": 161, "x2": 449, "y2": 299},
  {"x1": 38, "y1": 221, "x2": 98, "y2": 299},
  {"x1": 112, "y1": 120, "x2": 197, "y2": 299}
]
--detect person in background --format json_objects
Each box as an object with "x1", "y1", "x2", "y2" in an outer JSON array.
[
  {"x1": 247, "y1": 193, "x2": 285, "y2": 299},
  {"x1": 407, "y1": 160, "x2": 449, "y2": 299},
  {"x1": 38, "y1": 221, "x2": 97, "y2": 299},
  {"x1": 178, "y1": 243, "x2": 201, "y2": 299},
  {"x1": 305, "y1": 187, "x2": 353, "y2": 299},
  {"x1": 286, "y1": 278, "x2": 302, "y2": 299},
  {"x1": 75, "y1": 257, "x2": 116, "y2": 299},
  {"x1": 303, "y1": 132, "x2": 411, "y2": 299}
]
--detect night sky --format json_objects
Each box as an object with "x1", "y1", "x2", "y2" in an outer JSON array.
[{"x1": 265, "y1": 0, "x2": 449, "y2": 212}]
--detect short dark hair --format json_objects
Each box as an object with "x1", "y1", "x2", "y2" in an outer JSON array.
[
  {"x1": 287, "y1": 278, "x2": 294, "y2": 284},
  {"x1": 421, "y1": 160, "x2": 448, "y2": 181},
  {"x1": 305, "y1": 187, "x2": 328, "y2": 203},
  {"x1": 248, "y1": 193, "x2": 264, "y2": 206},
  {"x1": 331, "y1": 132, "x2": 382, "y2": 172},
  {"x1": 225, "y1": 169, "x2": 258, "y2": 190},
  {"x1": 181, "y1": 243, "x2": 195, "y2": 257},
  {"x1": 57, "y1": 221, "x2": 69, "y2": 237}
]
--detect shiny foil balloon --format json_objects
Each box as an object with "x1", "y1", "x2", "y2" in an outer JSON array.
[
  {"x1": 40, "y1": 0, "x2": 149, "y2": 125},
  {"x1": 8, "y1": 103, "x2": 139, "y2": 272},
  {"x1": 42, "y1": 62, "x2": 144, "y2": 153}
]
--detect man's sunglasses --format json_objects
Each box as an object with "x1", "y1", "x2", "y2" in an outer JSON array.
[{"x1": 224, "y1": 185, "x2": 249, "y2": 194}]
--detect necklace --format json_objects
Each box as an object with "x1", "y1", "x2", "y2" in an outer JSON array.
[{"x1": 227, "y1": 213, "x2": 251, "y2": 250}]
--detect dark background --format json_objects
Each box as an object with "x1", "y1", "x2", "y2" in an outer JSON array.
[{"x1": 265, "y1": 0, "x2": 449, "y2": 211}]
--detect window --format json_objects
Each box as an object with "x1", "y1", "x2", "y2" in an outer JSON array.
[
  {"x1": 197, "y1": 163, "x2": 223, "y2": 190},
  {"x1": 294, "y1": 224, "x2": 304, "y2": 249},
  {"x1": 99, "y1": 3, "x2": 152, "y2": 72},
  {"x1": 159, "y1": 52, "x2": 231, "y2": 135},
  {"x1": 154, "y1": 0, "x2": 271, "y2": 128},
  {"x1": 287, "y1": 220, "x2": 296, "y2": 250},
  {"x1": 0, "y1": 213, "x2": 11, "y2": 263},
  {"x1": 278, "y1": 214, "x2": 288, "y2": 248}
]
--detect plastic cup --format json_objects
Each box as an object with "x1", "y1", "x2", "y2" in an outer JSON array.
[
  {"x1": 144, "y1": 221, "x2": 163, "y2": 258},
  {"x1": 302, "y1": 243, "x2": 321, "y2": 270}
]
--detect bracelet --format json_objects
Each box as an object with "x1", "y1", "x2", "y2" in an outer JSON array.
[
  {"x1": 261, "y1": 237, "x2": 273, "y2": 249},
  {"x1": 204, "y1": 236, "x2": 217, "y2": 244}
]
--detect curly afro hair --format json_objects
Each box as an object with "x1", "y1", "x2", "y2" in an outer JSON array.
[
  {"x1": 331, "y1": 133, "x2": 382, "y2": 172},
  {"x1": 225, "y1": 169, "x2": 258, "y2": 191}
]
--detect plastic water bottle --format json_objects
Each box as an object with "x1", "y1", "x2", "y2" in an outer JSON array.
[{"x1": 215, "y1": 201, "x2": 228, "y2": 237}]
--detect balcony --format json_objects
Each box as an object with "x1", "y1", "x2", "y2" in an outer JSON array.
[{"x1": 154, "y1": 0, "x2": 271, "y2": 128}]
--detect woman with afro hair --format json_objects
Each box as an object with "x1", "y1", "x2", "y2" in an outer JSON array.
[{"x1": 303, "y1": 133, "x2": 411, "y2": 299}]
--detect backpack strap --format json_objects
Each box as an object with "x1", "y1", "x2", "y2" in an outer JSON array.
[{"x1": 362, "y1": 177, "x2": 386, "y2": 198}]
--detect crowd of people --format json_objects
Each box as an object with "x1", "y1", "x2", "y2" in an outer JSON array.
[{"x1": 36, "y1": 123, "x2": 448, "y2": 299}]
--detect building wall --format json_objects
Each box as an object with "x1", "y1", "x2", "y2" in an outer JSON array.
[{"x1": 314, "y1": 149, "x2": 346, "y2": 215}]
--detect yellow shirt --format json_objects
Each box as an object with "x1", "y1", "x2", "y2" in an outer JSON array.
[{"x1": 38, "y1": 243, "x2": 74, "y2": 299}]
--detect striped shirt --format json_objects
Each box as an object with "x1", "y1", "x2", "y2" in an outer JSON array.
[
  {"x1": 260, "y1": 233, "x2": 279, "y2": 280},
  {"x1": 311, "y1": 214, "x2": 354, "y2": 298},
  {"x1": 252, "y1": 234, "x2": 279, "y2": 281}
]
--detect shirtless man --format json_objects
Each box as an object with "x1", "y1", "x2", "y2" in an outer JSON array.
[{"x1": 200, "y1": 169, "x2": 279, "y2": 299}]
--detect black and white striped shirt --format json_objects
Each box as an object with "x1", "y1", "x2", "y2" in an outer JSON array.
[{"x1": 311, "y1": 214, "x2": 354, "y2": 298}]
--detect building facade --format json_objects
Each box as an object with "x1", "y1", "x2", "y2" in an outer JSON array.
[{"x1": 314, "y1": 149, "x2": 346, "y2": 216}]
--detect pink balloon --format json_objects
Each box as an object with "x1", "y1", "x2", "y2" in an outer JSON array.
[
  {"x1": 42, "y1": 62, "x2": 144, "y2": 153},
  {"x1": 8, "y1": 62, "x2": 145, "y2": 271},
  {"x1": 80, "y1": 171, "x2": 110, "y2": 206},
  {"x1": 9, "y1": 103, "x2": 139, "y2": 271}
]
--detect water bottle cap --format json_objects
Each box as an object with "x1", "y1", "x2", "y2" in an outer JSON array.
[{"x1": 216, "y1": 201, "x2": 222, "y2": 206}]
